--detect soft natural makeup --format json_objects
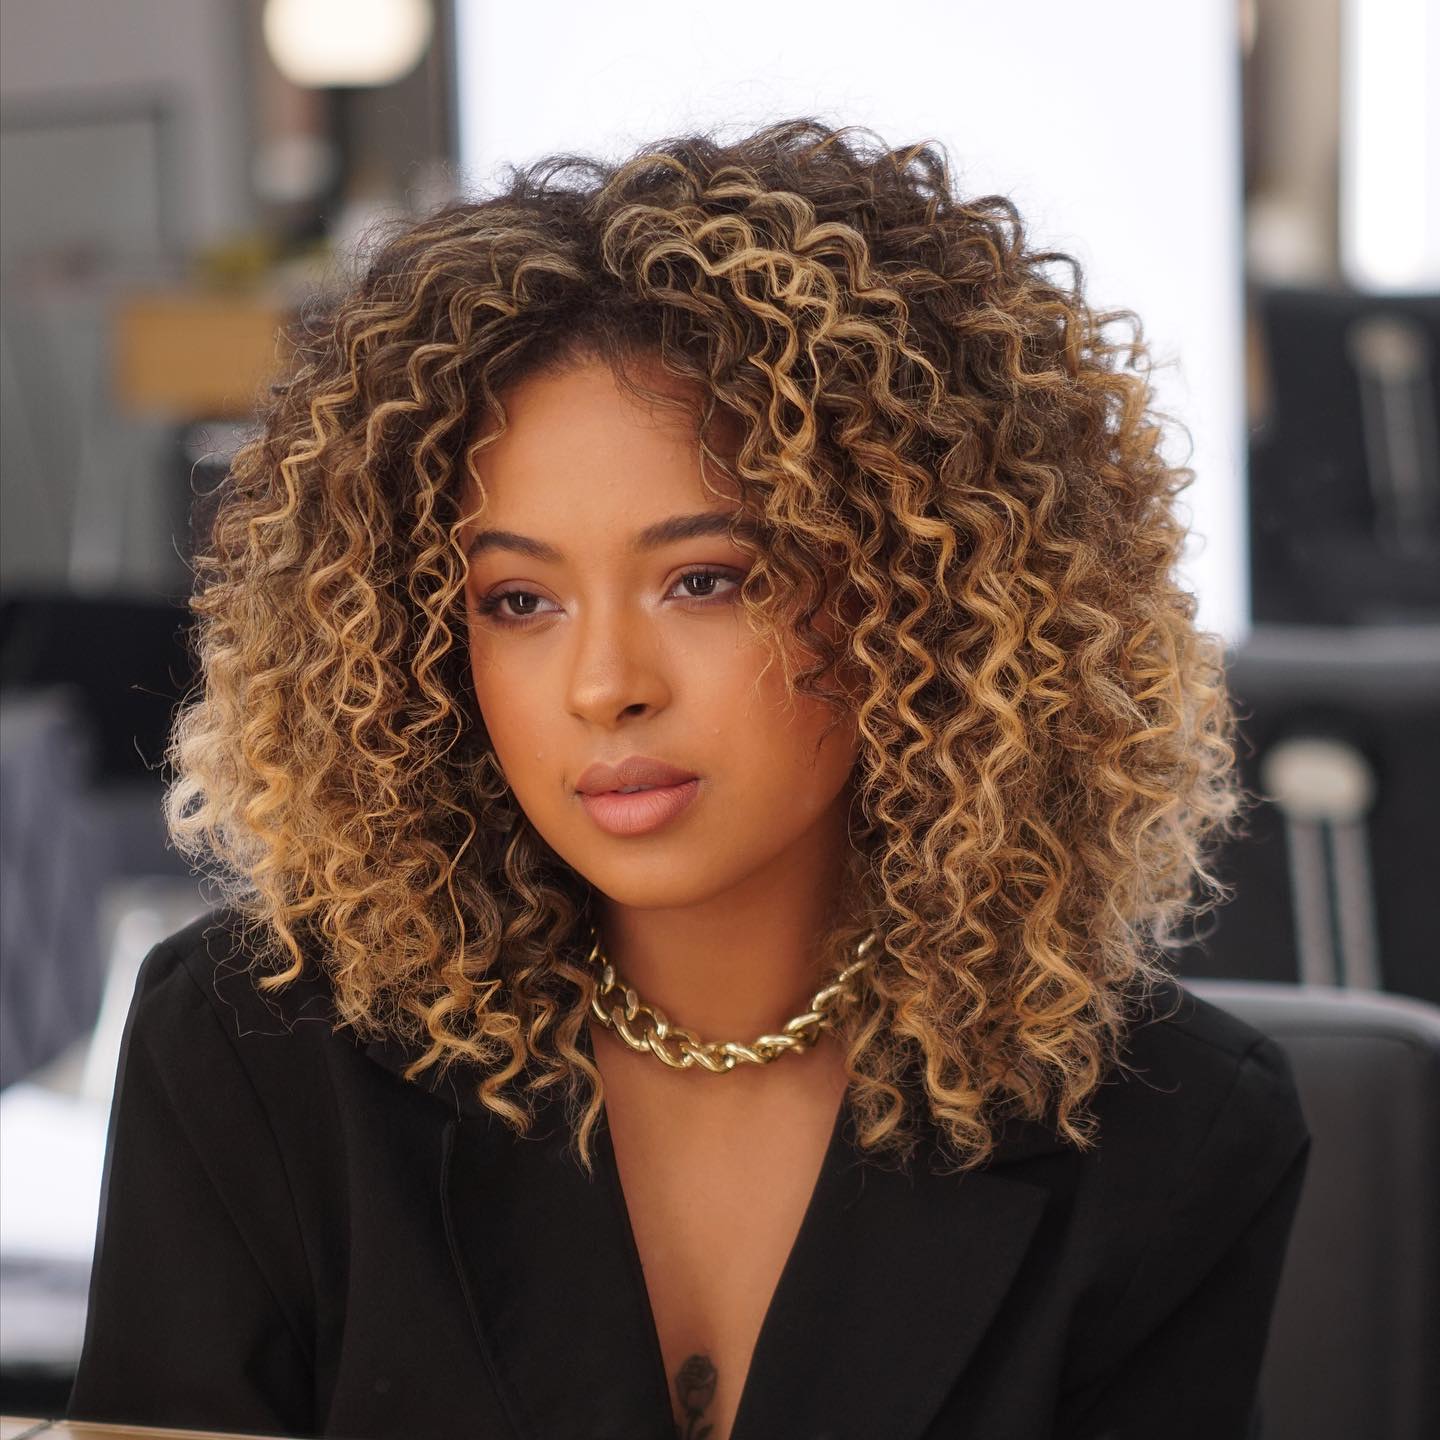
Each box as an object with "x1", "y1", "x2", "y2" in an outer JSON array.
[{"x1": 458, "y1": 352, "x2": 862, "y2": 1054}]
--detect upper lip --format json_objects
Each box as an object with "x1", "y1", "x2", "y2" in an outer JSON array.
[{"x1": 575, "y1": 755, "x2": 698, "y2": 795}]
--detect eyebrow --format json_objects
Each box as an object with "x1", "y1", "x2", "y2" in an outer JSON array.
[{"x1": 464, "y1": 510, "x2": 756, "y2": 564}]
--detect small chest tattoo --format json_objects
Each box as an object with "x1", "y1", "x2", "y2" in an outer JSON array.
[{"x1": 674, "y1": 1351, "x2": 719, "y2": 1438}]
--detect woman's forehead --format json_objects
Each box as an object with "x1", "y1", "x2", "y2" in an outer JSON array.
[{"x1": 463, "y1": 358, "x2": 741, "y2": 515}]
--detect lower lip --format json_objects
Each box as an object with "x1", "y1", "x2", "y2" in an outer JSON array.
[{"x1": 579, "y1": 778, "x2": 700, "y2": 837}]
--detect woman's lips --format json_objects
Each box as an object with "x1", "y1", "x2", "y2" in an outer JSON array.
[{"x1": 579, "y1": 778, "x2": 701, "y2": 837}]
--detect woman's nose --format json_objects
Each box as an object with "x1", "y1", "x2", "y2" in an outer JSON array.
[{"x1": 563, "y1": 602, "x2": 671, "y2": 725}]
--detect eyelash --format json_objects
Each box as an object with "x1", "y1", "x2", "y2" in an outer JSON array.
[{"x1": 474, "y1": 567, "x2": 742, "y2": 628}]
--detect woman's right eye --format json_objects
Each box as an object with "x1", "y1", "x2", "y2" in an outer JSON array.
[{"x1": 475, "y1": 590, "x2": 552, "y2": 626}]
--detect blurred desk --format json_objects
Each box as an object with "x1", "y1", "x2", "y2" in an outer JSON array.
[{"x1": 2, "y1": 1420, "x2": 293, "y2": 1440}]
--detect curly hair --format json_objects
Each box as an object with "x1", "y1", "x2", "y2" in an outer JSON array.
[{"x1": 165, "y1": 116, "x2": 1251, "y2": 1177}]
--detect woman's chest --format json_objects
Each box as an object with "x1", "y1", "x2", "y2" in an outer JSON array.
[
  {"x1": 616, "y1": 1146, "x2": 825, "y2": 1438},
  {"x1": 598, "y1": 1064, "x2": 849, "y2": 1439}
]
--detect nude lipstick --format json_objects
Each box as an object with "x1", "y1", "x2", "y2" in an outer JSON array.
[{"x1": 575, "y1": 755, "x2": 701, "y2": 838}]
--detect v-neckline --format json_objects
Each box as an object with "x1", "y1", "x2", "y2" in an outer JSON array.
[
  {"x1": 436, "y1": 1019, "x2": 1059, "y2": 1439},
  {"x1": 583, "y1": 1019, "x2": 855, "y2": 1439}
]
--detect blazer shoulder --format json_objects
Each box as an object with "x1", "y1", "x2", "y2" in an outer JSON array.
[
  {"x1": 143, "y1": 905, "x2": 340, "y2": 1052},
  {"x1": 1131, "y1": 976, "x2": 1303, "y2": 1095},
  {"x1": 1052, "y1": 982, "x2": 1316, "y2": 1407},
  {"x1": 1104, "y1": 975, "x2": 1311, "y2": 1167}
]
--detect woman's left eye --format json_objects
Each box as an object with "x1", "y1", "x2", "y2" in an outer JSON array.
[
  {"x1": 476, "y1": 568, "x2": 741, "y2": 629},
  {"x1": 672, "y1": 567, "x2": 741, "y2": 602}
]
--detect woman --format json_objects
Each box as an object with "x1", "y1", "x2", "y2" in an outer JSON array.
[{"x1": 67, "y1": 118, "x2": 1310, "y2": 1440}]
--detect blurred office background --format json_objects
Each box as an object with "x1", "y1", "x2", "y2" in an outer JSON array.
[{"x1": 0, "y1": 0, "x2": 1436, "y2": 1433}]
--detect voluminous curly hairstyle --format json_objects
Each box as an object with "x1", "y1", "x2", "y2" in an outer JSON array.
[{"x1": 166, "y1": 117, "x2": 1250, "y2": 1176}]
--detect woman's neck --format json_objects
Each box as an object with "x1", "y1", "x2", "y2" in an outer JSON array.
[{"x1": 590, "y1": 801, "x2": 856, "y2": 1046}]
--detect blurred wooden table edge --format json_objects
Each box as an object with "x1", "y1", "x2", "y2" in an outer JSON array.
[{"x1": 2, "y1": 1418, "x2": 300, "y2": 1440}]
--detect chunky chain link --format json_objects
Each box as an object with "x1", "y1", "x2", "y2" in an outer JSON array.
[{"x1": 583, "y1": 924, "x2": 877, "y2": 1073}]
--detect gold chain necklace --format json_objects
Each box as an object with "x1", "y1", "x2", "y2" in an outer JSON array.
[{"x1": 583, "y1": 923, "x2": 877, "y2": 1073}]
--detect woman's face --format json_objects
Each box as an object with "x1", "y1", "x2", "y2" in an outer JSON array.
[{"x1": 459, "y1": 353, "x2": 860, "y2": 913}]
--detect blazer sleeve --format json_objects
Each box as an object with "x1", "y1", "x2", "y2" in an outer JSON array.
[
  {"x1": 1055, "y1": 1033, "x2": 1313, "y2": 1440},
  {"x1": 66, "y1": 936, "x2": 316, "y2": 1435}
]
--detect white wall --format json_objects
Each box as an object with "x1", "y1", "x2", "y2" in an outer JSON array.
[
  {"x1": 1340, "y1": 0, "x2": 1440, "y2": 293},
  {"x1": 453, "y1": 0, "x2": 1248, "y2": 643}
]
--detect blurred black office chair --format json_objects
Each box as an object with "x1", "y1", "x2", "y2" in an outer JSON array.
[
  {"x1": 0, "y1": 588, "x2": 200, "y2": 1085},
  {"x1": 0, "y1": 588, "x2": 197, "y2": 785},
  {"x1": 1174, "y1": 623, "x2": 1440, "y2": 1009},
  {"x1": 1248, "y1": 284, "x2": 1440, "y2": 628},
  {"x1": 1187, "y1": 978, "x2": 1440, "y2": 1440}
]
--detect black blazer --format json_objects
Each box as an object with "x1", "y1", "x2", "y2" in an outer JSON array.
[{"x1": 67, "y1": 908, "x2": 1312, "y2": 1440}]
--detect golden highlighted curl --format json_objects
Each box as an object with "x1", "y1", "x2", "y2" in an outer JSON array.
[{"x1": 165, "y1": 118, "x2": 1250, "y2": 1175}]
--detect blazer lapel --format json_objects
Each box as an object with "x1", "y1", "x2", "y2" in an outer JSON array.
[
  {"x1": 437, "y1": 1076, "x2": 677, "y2": 1440},
  {"x1": 731, "y1": 1103, "x2": 1055, "y2": 1440}
]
